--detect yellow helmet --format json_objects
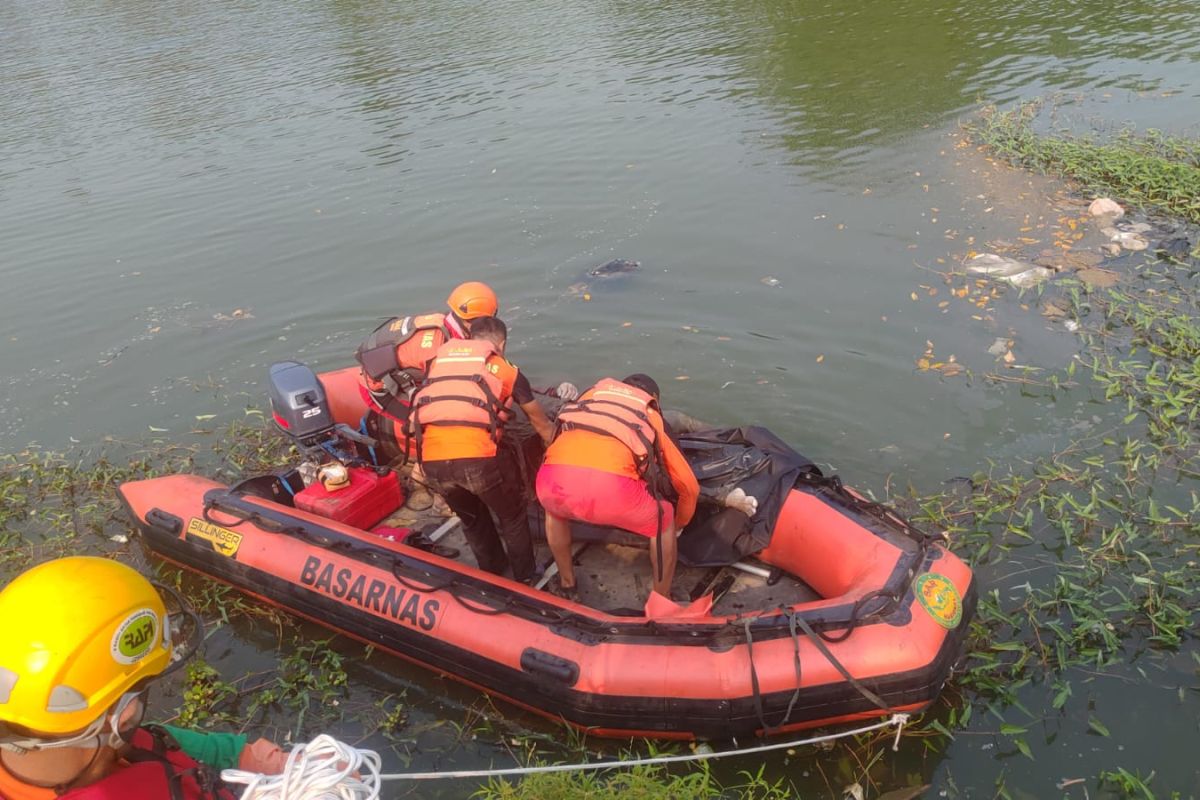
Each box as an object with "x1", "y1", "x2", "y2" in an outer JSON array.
[
  {"x1": 446, "y1": 281, "x2": 498, "y2": 320},
  {"x1": 0, "y1": 557, "x2": 181, "y2": 738}
]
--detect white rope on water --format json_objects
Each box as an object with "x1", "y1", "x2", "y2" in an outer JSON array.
[{"x1": 223, "y1": 714, "x2": 909, "y2": 798}]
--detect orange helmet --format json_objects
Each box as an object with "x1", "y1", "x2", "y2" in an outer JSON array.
[{"x1": 446, "y1": 282, "x2": 498, "y2": 320}]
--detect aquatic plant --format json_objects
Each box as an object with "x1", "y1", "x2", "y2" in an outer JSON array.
[
  {"x1": 969, "y1": 102, "x2": 1200, "y2": 226},
  {"x1": 0, "y1": 421, "x2": 293, "y2": 581},
  {"x1": 475, "y1": 761, "x2": 796, "y2": 800}
]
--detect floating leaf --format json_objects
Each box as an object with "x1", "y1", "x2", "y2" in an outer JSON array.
[
  {"x1": 195, "y1": 414, "x2": 217, "y2": 421},
  {"x1": 1015, "y1": 738, "x2": 1034, "y2": 760},
  {"x1": 148, "y1": 425, "x2": 169, "y2": 432},
  {"x1": 1088, "y1": 716, "x2": 1111, "y2": 737}
]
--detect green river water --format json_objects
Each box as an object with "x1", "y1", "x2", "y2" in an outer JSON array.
[{"x1": 2, "y1": 0, "x2": 1198, "y2": 796}]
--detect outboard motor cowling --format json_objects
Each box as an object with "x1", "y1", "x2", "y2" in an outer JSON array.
[{"x1": 268, "y1": 361, "x2": 334, "y2": 447}]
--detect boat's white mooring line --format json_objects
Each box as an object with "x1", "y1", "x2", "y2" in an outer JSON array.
[{"x1": 223, "y1": 714, "x2": 910, "y2": 799}]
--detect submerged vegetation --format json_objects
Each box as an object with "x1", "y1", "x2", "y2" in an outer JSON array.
[{"x1": 2, "y1": 110, "x2": 1198, "y2": 796}]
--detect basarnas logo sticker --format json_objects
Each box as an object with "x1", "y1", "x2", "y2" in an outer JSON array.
[
  {"x1": 914, "y1": 572, "x2": 962, "y2": 629},
  {"x1": 112, "y1": 609, "x2": 158, "y2": 664}
]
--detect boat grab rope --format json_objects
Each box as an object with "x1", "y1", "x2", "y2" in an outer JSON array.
[
  {"x1": 791, "y1": 610, "x2": 892, "y2": 712},
  {"x1": 222, "y1": 715, "x2": 911, "y2": 799},
  {"x1": 201, "y1": 491, "x2": 919, "y2": 645},
  {"x1": 743, "y1": 614, "x2": 803, "y2": 733}
]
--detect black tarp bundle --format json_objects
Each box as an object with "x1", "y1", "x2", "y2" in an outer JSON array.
[{"x1": 675, "y1": 426, "x2": 820, "y2": 567}]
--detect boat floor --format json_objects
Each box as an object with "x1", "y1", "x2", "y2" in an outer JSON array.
[{"x1": 380, "y1": 496, "x2": 821, "y2": 616}]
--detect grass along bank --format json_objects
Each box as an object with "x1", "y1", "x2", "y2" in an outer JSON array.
[{"x1": 970, "y1": 101, "x2": 1200, "y2": 228}]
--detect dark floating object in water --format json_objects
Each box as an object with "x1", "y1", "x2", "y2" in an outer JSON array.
[
  {"x1": 1156, "y1": 236, "x2": 1193, "y2": 261},
  {"x1": 588, "y1": 258, "x2": 641, "y2": 277}
]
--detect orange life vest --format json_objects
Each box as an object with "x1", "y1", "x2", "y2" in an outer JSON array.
[
  {"x1": 355, "y1": 313, "x2": 455, "y2": 421},
  {"x1": 555, "y1": 378, "x2": 660, "y2": 474},
  {"x1": 408, "y1": 339, "x2": 511, "y2": 456}
]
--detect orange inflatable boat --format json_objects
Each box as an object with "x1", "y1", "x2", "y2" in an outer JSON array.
[{"x1": 118, "y1": 364, "x2": 975, "y2": 740}]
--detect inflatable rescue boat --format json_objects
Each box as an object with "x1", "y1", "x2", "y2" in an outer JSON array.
[{"x1": 119, "y1": 363, "x2": 976, "y2": 740}]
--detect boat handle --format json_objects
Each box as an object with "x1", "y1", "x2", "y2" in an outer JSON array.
[
  {"x1": 520, "y1": 648, "x2": 579, "y2": 687},
  {"x1": 147, "y1": 507, "x2": 183, "y2": 535}
]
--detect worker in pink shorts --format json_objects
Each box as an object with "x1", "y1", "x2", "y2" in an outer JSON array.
[{"x1": 536, "y1": 374, "x2": 699, "y2": 601}]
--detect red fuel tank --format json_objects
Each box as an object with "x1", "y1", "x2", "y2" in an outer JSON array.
[{"x1": 294, "y1": 467, "x2": 403, "y2": 530}]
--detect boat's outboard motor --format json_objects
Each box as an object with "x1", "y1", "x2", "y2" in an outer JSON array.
[
  {"x1": 268, "y1": 361, "x2": 335, "y2": 448},
  {"x1": 266, "y1": 360, "x2": 379, "y2": 477}
]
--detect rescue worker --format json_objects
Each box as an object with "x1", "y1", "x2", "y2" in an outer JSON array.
[
  {"x1": 409, "y1": 316, "x2": 554, "y2": 583},
  {"x1": 0, "y1": 557, "x2": 288, "y2": 800},
  {"x1": 536, "y1": 374, "x2": 700, "y2": 601},
  {"x1": 354, "y1": 281, "x2": 499, "y2": 463}
]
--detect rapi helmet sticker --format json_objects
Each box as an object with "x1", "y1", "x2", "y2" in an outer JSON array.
[{"x1": 111, "y1": 609, "x2": 159, "y2": 665}]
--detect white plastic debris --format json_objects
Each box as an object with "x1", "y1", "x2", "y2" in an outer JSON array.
[
  {"x1": 1114, "y1": 232, "x2": 1148, "y2": 251},
  {"x1": 1088, "y1": 197, "x2": 1124, "y2": 218},
  {"x1": 966, "y1": 254, "x2": 1054, "y2": 287}
]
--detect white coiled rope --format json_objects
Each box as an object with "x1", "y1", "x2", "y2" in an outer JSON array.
[
  {"x1": 222, "y1": 734, "x2": 383, "y2": 800},
  {"x1": 224, "y1": 714, "x2": 909, "y2": 799}
]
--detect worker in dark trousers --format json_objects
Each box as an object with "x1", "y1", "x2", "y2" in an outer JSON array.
[{"x1": 409, "y1": 317, "x2": 554, "y2": 582}]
